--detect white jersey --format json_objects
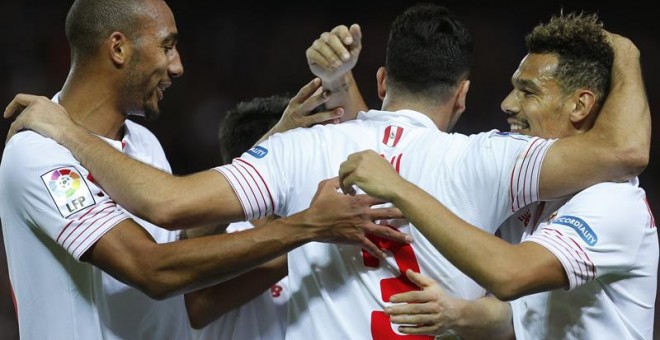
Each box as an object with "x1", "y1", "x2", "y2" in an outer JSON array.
[
  {"x1": 191, "y1": 220, "x2": 288, "y2": 340},
  {"x1": 216, "y1": 109, "x2": 555, "y2": 339},
  {"x1": 0, "y1": 100, "x2": 191, "y2": 339},
  {"x1": 504, "y1": 179, "x2": 657, "y2": 340}
]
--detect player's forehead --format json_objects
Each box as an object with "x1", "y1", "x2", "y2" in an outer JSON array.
[
  {"x1": 137, "y1": 0, "x2": 179, "y2": 43},
  {"x1": 512, "y1": 53, "x2": 559, "y2": 90}
]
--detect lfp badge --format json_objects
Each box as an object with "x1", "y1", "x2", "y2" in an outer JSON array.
[{"x1": 42, "y1": 167, "x2": 95, "y2": 217}]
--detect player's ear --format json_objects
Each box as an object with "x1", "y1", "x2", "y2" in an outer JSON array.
[
  {"x1": 376, "y1": 67, "x2": 387, "y2": 100},
  {"x1": 107, "y1": 31, "x2": 130, "y2": 66},
  {"x1": 453, "y1": 80, "x2": 470, "y2": 114},
  {"x1": 570, "y1": 89, "x2": 596, "y2": 124}
]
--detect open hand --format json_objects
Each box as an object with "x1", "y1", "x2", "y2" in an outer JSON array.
[
  {"x1": 386, "y1": 269, "x2": 466, "y2": 336},
  {"x1": 304, "y1": 176, "x2": 410, "y2": 258},
  {"x1": 4, "y1": 93, "x2": 73, "y2": 144}
]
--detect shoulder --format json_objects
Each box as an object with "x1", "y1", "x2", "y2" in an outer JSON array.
[
  {"x1": 561, "y1": 179, "x2": 648, "y2": 225},
  {"x1": 3, "y1": 130, "x2": 75, "y2": 166},
  {"x1": 571, "y1": 180, "x2": 644, "y2": 205},
  {"x1": 467, "y1": 130, "x2": 536, "y2": 144}
]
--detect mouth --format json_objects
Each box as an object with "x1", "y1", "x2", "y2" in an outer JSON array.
[
  {"x1": 507, "y1": 119, "x2": 529, "y2": 133},
  {"x1": 157, "y1": 83, "x2": 171, "y2": 100}
]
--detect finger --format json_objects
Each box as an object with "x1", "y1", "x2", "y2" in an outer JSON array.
[
  {"x1": 338, "y1": 171, "x2": 357, "y2": 196},
  {"x1": 297, "y1": 87, "x2": 330, "y2": 113},
  {"x1": 388, "y1": 290, "x2": 430, "y2": 305},
  {"x1": 405, "y1": 269, "x2": 436, "y2": 288},
  {"x1": 366, "y1": 207, "x2": 404, "y2": 220},
  {"x1": 305, "y1": 108, "x2": 344, "y2": 126},
  {"x1": 6, "y1": 120, "x2": 24, "y2": 144},
  {"x1": 327, "y1": 26, "x2": 354, "y2": 61},
  {"x1": 290, "y1": 78, "x2": 323, "y2": 106},
  {"x1": 306, "y1": 48, "x2": 333, "y2": 70},
  {"x1": 397, "y1": 325, "x2": 439, "y2": 335},
  {"x1": 330, "y1": 25, "x2": 352, "y2": 45},
  {"x1": 314, "y1": 35, "x2": 345, "y2": 67},
  {"x1": 349, "y1": 23, "x2": 362, "y2": 49},
  {"x1": 359, "y1": 236, "x2": 386, "y2": 259},
  {"x1": 390, "y1": 313, "x2": 437, "y2": 325},
  {"x1": 365, "y1": 223, "x2": 412, "y2": 244},
  {"x1": 352, "y1": 194, "x2": 387, "y2": 207},
  {"x1": 4, "y1": 94, "x2": 35, "y2": 118}
]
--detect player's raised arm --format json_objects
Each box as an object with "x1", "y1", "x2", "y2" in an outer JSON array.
[
  {"x1": 306, "y1": 23, "x2": 368, "y2": 119},
  {"x1": 538, "y1": 32, "x2": 650, "y2": 199}
]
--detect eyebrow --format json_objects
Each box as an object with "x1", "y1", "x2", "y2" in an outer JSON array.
[
  {"x1": 162, "y1": 32, "x2": 179, "y2": 44},
  {"x1": 514, "y1": 77, "x2": 541, "y2": 92}
]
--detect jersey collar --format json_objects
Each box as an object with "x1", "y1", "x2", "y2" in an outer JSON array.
[{"x1": 358, "y1": 109, "x2": 437, "y2": 129}]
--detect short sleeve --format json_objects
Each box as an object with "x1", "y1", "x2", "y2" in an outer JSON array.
[
  {"x1": 214, "y1": 128, "x2": 315, "y2": 220},
  {"x1": 1, "y1": 132, "x2": 130, "y2": 261},
  {"x1": 523, "y1": 182, "x2": 649, "y2": 290},
  {"x1": 457, "y1": 131, "x2": 556, "y2": 227}
]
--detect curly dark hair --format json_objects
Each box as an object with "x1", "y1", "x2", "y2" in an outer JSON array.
[
  {"x1": 386, "y1": 3, "x2": 473, "y2": 103},
  {"x1": 526, "y1": 12, "x2": 613, "y2": 107}
]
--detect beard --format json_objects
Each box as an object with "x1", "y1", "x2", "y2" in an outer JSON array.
[
  {"x1": 123, "y1": 52, "x2": 162, "y2": 121},
  {"x1": 122, "y1": 79, "x2": 162, "y2": 121}
]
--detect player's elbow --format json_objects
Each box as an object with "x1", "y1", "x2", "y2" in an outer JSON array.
[
  {"x1": 614, "y1": 146, "x2": 648, "y2": 180},
  {"x1": 185, "y1": 294, "x2": 215, "y2": 329},
  {"x1": 137, "y1": 272, "x2": 180, "y2": 300},
  {"x1": 144, "y1": 203, "x2": 185, "y2": 230},
  {"x1": 488, "y1": 284, "x2": 525, "y2": 302},
  {"x1": 132, "y1": 258, "x2": 183, "y2": 300},
  {"x1": 485, "y1": 268, "x2": 530, "y2": 301}
]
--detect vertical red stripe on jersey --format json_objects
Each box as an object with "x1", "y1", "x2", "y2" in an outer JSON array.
[{"x1": 382, "y1": 126, "x2": 404, "y2": 147}]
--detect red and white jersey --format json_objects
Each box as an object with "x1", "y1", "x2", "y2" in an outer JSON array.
[
  {"x1": 0, "y1": 95, "x2": 190, "y2": 339},
  {"x1": 506, "y1": 179, "x2": 658, "y2": 339},
  {"x1": 216, "y1": 109, "x2": 555, "y2": 340},
  {"x1": 191, "y1": 220, "x2": 288, "y2": 340}
]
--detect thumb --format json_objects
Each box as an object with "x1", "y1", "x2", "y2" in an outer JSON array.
[{"x1": 349, "y1": 24, "x2": 362, "y2": 49}]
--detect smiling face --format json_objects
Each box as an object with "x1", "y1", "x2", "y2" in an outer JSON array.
[
  {"x1": 122, "y1": 0, "x2": 183, "y2": 120},
  {"x1": 500, "y1": 53, "x2": 577, "y2": 139}
]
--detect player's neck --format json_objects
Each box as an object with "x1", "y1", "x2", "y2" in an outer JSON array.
[
  {"x1": 382, "y1": 99, "x2": 452, "y2": 132},
  {"x1": 59, "y1": 77, "x2": 127, "y2": 141}
]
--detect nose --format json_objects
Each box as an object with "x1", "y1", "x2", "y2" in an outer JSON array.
[
  {"x1": 500, "y1": 90, "x2": 518, "y2": 116},
  {"x1": 168, "y1": 47, "x2": 184, "y2": 78}
]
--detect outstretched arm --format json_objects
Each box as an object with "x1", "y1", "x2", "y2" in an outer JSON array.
[
  {"x1": 88, "y1": 177, "x2": 409, "y2": 300},
  {"x1": 3, "y1": 98, "x2": 242, "y2": 229},
  {"x1": 538, "y1": 32, "x2": 650, "y2": 199},
  {"x1": 338, "y1": 151, "x2": 566, "y2": 301}
]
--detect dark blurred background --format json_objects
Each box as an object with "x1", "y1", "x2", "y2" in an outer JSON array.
[{"x1": 0, "y1": 1, "x2": 657, "y2": 339}]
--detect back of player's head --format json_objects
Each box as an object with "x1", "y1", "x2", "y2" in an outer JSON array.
[
  {"x1": 385, "y1": 3, "x2": 473, "y2": 103},
  {"x1": 65, "y1": 0, "x2": 156, "y2": 62},
  {"x1": 526, "y1": 12, "x2": 613, "y2": 108},
  {"x1": 218, "y1": 95, "x2": 289, "y2": 164}
]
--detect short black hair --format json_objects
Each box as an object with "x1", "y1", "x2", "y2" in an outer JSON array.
[
  {"x1": 386, "y1": 3, "x2": 473, "y2": 103},
  {"x1": 65, "y1": 0, "x2": 151, "y2": 61},
  {"x1": 218, "y1": 95, "x2": 289, "y2": 164}
]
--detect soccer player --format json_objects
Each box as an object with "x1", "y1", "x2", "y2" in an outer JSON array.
[
  {"x1": 4, "y1": 4, "x2": 649, "y2": 340},
  {"x1": 338, "y1": 13, "x2": 656, "y2": 339},
  {"x1": 187, "y1": 95, "x2": 294, "y2": 339}
]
